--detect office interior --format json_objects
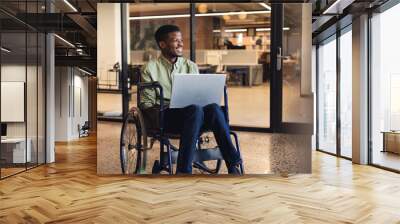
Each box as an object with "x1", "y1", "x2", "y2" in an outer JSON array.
[
  {"x1": 0, "y1": 1, "x2": 97, "y2": 179},
  {"x1": 96, "y1": 3, "x2": 313, "y2": 174},
  {"x1": 0, "y1": 5, "x2": 46, "y2": 178}
]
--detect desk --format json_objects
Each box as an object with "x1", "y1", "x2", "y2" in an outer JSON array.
[
  {"x1": 226, "y1": 65, "x2": 263, "y2": 86},
  {"x1": 382, "y1": 131, "x2": 400, "y2": 154},
  {"x1": 1, "y1": 138, "x2": 31, "y2": 163}
]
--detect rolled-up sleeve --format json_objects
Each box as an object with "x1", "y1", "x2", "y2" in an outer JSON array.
[{"x1": 140, "y1": 66, "x2": 156, "y2": 109}]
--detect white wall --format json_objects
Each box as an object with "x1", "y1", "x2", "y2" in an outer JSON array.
[
  {"x1": 1, "y1": 63, "x2": 46, "y2": 164},
  {"x1": 1, "y1": 65, "x2": 37, "y2": 138},
  {"x1": 97, "y1": 3, "x2": 122, "y2": 86},
  {"x1": 55, "y1": 67, "x2": 89, "y2": 141}
]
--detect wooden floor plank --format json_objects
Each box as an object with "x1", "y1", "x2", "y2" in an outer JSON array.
[{"x1": 1, "y1": 135, "x2": 400, "y2": 223}]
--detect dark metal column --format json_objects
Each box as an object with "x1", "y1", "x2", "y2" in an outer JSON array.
[
  {"x1": 316, "y1": 44, "x2": 320, "y2": 150},
  {"x1": 367, "y1": 11, "x2": 373, "y2": 165},
  {"x1": 270, "y1": 4, "x2": 283, "y2": 132},
  {"x1": 336, "y1": 29, "x2": 341, "y2": 157},
  {"x1": 190, "y1": 3, "x2": 196, "y2": 62},
  {"x1": 121, "y1": 3, "x2": 129, "y2": 118}
]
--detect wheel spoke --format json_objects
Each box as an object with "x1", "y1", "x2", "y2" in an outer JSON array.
[{"x1": 120, "y1": 112, "x2": 141, "y2": 175}]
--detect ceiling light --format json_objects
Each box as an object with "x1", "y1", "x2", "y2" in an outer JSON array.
[
  {"x1": 256, "y1": 28, "x2": 270, "y2": 32},
  {"x1": 130, "y1": 10, "x2": 271, "y2": 20},
  {"x1": 1, "y1": 47, "x2": 11, "y2": 53},
  {"x1": 256, "y1": 27, "x2": 290, "y2": 32},
  {"x1": 258, "y1": 3, "x2": 271, "y2": 10},
  {"x1": 78, "y1": 67, "x2": 93, "y2": 76},
  {"x1": 196, "y1": 10, "x2": 271, "y2": 17},
  {"x1": 238, "y1": 11, "x2": 247, "y2": 20},
  {"x1": 54, "y1": 34, "x2": 75, "y2": 48},
  {"x1": 63, "y1": 0, "x2": 78, "y2": 12},
  {"x1": 223, "y1": 15, "x2": 231, "y2": 21},
  {"x1": 130, "y1": 14, "x2": 190, "y2": 20},
  {"x1": 213, "y1": 29, "x2": 247, "y2": 33},
  {"x1": 198, "y1": 4, "x2": 208, "y2": 14}
]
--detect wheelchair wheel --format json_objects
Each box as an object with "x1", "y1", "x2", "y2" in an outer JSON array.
[
  {"x1": 120, "y1": 108, "x2": 147, "y2": 174},
  {"x1": 152, "y1": 160, "x2": 161, "y2": 174}
]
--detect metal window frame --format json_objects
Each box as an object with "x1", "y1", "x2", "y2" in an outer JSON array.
[{"x1": 315, "y1": 23, "x2": 353, "y2": 161}]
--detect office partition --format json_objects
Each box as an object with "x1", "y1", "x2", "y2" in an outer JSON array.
[
  {"x1": 193, "y1": 3, "x2": 271, "y2": 128},
  {"x1": 0, "y1": 1, "x2": 47, "y2": 179}
]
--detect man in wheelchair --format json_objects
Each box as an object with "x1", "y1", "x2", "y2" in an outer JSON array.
[{"x1": 140, "y1": 25, "x2": 242, "y2": 174}]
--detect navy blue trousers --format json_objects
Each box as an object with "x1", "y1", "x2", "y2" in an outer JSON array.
[{"x1": 163, "y1": 103, "x2": 242, "y2": 174}]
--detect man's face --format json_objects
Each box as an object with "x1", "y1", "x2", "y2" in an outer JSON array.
[{"x1": 159, "y1": 31, "x2": 183, "y2": 57}]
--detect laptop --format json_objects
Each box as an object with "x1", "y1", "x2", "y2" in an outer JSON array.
[{"x1": 169, "y1": 74, "x2": 226, "y2": 109}]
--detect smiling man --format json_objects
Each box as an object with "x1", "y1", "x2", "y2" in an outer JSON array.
[{"x1": 140, "y1": 24, "x2": 242, "y2": 174}]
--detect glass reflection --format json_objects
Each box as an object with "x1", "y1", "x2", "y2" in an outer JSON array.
[{"x1": 317, "y1": 36, "x2": 337, "y2": 154}]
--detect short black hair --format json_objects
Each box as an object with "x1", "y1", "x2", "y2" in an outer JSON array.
[{"x1": 154, "y1": 25, "x2": 181, "y2": 46}]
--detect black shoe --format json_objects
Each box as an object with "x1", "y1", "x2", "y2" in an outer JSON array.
[{"x1": 228, "y1": 165, "x2": 242, "y2": 175}]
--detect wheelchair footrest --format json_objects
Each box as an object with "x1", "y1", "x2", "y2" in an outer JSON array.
[
  {"x1": 193, "y1": 147, "x2": 224, "y2": 162},
  {"x1": 161, "y1": 147, "x2": 224, "y2": 166}
]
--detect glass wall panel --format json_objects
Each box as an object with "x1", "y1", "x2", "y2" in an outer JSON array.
[
  {"x1": 282, "y1": 4, "x2": 313, "y2": 125},
  {"x1": 371, "y1": 4, "x2": 400, "y2": 171},
  {"x1": 27, "y1": 30, "x2": 38, "y2": 169},
  {"x1": 339, "y1": 28, "x2": 352, "y2": 158},
  {"x1": 0, "y1": 1, "x2": 46, "y2": 179},
  {"x1": 1, "y1": 31, "x2": 28, "y2": 177},
  {"x1": 317, "y1": 36, "x2": 337, "y2": 154},
  {"x1": 195, "y1": 3, "x2": 271, "y2": 127}
]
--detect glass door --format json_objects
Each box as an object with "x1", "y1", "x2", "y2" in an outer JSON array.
[
  {"x1": 194, "y1": 3, "x2": 271, "y2": 128},
  {"x1": 269, "y1": 3, "x2": 313, "y2": 133},
  {"x1": 282, "y1": 4, "x2": 313, "y2": 126}
]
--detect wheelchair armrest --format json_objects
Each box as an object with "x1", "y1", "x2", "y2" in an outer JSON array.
[
  {"x1": 137, "y1": 81, "x2": 165, "y2": 111},
  {"x1": 137, "y1": 81, "x2": 167, "y2": 131},
  {"x1": 223, "y1": 86, "x2": 230, "y2": 123}
]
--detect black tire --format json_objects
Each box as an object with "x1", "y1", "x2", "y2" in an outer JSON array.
[
  {"x1": 120, "y1": 109, "x2": 143, "y2": 174},
  {"x1": 152, "y1": 160, "x2": 161, "y2": 174}
]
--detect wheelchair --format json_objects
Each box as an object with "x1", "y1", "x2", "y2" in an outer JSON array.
[
  {"x1": 78, "y1": 121, "x2": 90, "y2": 138},
  {"x1": 120, "y1": 79, "x2": 244, "y2": 175}
]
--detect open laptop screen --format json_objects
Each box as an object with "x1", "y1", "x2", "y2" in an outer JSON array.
[{"x1": 170, "y1": 74, "x2": 226, "y2": 109}]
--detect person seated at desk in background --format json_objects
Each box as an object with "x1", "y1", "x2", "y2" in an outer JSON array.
[{"x1": 140, "y1": 25, "x2": 243, "y2": 174}]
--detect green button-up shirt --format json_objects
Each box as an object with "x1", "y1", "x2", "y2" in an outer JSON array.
[{"x1": 140, "y1": 55, "x2": 199, "y2": 109}]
